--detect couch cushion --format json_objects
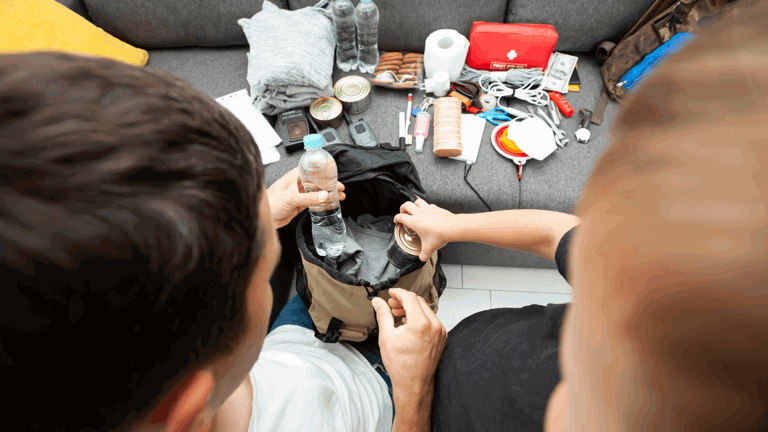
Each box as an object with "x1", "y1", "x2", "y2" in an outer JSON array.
[
  {"x1": 145, "y1": 46, "x2": 619, "y2": 268},
  {"x1": 288, "y1": 0, "x2": 508, "y2": 53},
  {"x1": 145, "y1": 47, "x2": 252, "y2": 99},
  {"x1": 55, "y1": 0, "x2": 91, "y2": 20},
  {"x1": 81, "y1": 0, "x2": 288, "y2": 49},
  {"x1": 264, "y1": 57, "x2": 618, "y2": 266},
  {"x1": 506, "y1": 0, "x2": 657, "y2": 53}
]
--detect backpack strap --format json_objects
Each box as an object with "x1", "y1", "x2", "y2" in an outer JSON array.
[
  {"x1": 317, "y1": 317, "x2": 343, "y2": 343},
  {"x1": 622, "y1": 0, "x2": 679, "y2": 43},
  {"x1": 591, "y1": 88, "x2": 612, "y2": 126}
]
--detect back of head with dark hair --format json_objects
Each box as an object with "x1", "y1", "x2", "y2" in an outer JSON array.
[{"x1": 0, "y1": 52, "x2": 266, "y2": 431}]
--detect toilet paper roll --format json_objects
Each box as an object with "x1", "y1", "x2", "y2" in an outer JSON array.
[{"x1": 425, "y1": 29, "x2": 470, "y2": 82}]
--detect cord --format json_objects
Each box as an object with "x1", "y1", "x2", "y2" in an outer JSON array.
[
  {"x1": 459, "y1": 65, "x2": 544, "y2": 87},
  {"x1": 478, "y1": 74, "x2": 550, "y2": 106},
  {"x1": 464, "y1": 163, "x2": 492, "y2": 212}
]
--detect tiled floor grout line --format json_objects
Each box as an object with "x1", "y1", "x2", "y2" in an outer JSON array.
[{"x1": 462, "y1": 287, "x2": 572, "y2": 294}]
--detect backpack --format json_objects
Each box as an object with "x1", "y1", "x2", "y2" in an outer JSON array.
[
  {"x1": 591, "y1": 0, "x2": 739, "y2": 124},
  {"x1": 295, "y1": 144, "x2": 447, "y2": 343}
]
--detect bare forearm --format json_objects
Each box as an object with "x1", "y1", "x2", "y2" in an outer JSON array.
[
  {"x1": 391, "y1": 385, "x2": 434, "y2": 432},
  {"x1": 447, "y1": 210, "x2": 581, "y2": 262}
]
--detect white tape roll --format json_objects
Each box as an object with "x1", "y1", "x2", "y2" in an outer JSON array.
[
  {"x1": 480, "y1": 94, "x2": 497, "y2": 112},
  {"x1": 424, "y1": 29, "x2": 469, "y2": 82}
]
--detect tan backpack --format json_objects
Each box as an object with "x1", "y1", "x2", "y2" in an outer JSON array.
[{"x1": 295, "y1": 144, "x2": 447, "y2": 343}]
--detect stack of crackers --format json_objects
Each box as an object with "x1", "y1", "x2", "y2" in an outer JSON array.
[{"x1": 370, "y1": 52, "x2": 424, "y2": 89}]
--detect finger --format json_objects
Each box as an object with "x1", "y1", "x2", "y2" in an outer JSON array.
[
  {"x1": 372, "y1": 297, "x2": 395, "y2": 336},
  {"x1": 291, "y1": 191, "x2": 329, "y2": 209},
  {"x1": 387, "y1": 288, "x2": 428, "y2": 326},
  {"x1": 414, "y1": 198, "x2": 430, "y2": 208},
  {"x1": 419, "y1": 248, "x2": 431, "y2": 263},
  {"x1": 393, "y1": 213, "x2": 414, "y2": 227},
  {"x1": 417, "y1": 296, "x2": 440, "y2": 327},
  {"x1": 338, "y1": 191, "x2": 347, "y2": 201},
  {"x1": 400, "y1": 201, "x2": 418, "y2": 216},
  {"x1": 337, "y1": 182, "x2": 345, "y2": 192},
  {"x1": 388, "y1": 297, "x2": 405, "y2": 316}
]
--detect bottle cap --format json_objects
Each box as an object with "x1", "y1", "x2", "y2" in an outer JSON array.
[
  {"x1": 361, "y1": 0, "x2": 371, "y2": 3},
  {"x1": 303, "y1": 134, "x2": 322, "y2": 149},
  {"x1": 415, "y1": 136, "x2": 425, "y2": 153}
]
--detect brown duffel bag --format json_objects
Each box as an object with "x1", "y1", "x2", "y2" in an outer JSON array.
[{"x1": 591, "y1": 0, "x2": 742, "y2": 124}]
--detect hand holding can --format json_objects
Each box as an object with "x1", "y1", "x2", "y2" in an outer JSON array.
[{"x1": 393, "y1": 198, "x2": 455, "y2": 262}]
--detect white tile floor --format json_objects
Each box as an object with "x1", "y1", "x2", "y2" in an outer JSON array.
[
  {"x1": 436, "y1": 264, "x2": 572, "y2": 331},
  {"x1": 288, "y1": 264, "x2": 572, "y2": 332}
]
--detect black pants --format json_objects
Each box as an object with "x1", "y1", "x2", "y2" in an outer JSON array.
[{"x1": 432, "y1": 303, "x2": 567, "y2": 432}]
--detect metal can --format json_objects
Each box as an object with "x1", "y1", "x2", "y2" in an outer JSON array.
[
  {"x1": 310, "y1": 97, "x2": 344, "y2": 129},
  {"x1": 387, "y1": 223, "x2": 422, "y2": 268},
  {"x1": 334, "y1": 76, "x2": 372, "y2": 114}
]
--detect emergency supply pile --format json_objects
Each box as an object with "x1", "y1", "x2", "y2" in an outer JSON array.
[{"x1": 234, "y1": 0, "x2": 707, "y2": 209}]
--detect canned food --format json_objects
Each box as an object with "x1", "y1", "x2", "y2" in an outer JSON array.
[
  {"x1": 310, "y1": 97, "x2": 344, "y2": 129},
  {"x1": 387, "y1": 223, "x2": 422, "y2": 268},
  {"x1": 334, "y1": 76, "x2": 372, "y2": 114}
]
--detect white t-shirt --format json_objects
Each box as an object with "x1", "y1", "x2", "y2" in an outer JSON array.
[{"x1": 247, "y1": 325, "x2": 393, "y2": 432}]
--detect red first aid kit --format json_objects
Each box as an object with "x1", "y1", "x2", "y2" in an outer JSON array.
[{"x1": 465, "y1": 22, "x2": 558, "y2": 72}]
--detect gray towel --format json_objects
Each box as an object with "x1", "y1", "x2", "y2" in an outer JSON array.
[
  {"x1": 238, "y1": 0, "x2": 336, "y2": 115},
  {"x1": 329, "y1": 214, "x2": 401, "y2": 286}
]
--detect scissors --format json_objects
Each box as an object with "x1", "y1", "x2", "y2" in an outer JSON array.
[{"x1": 478, "y1": 107, "x2": 513, "y2": 126}]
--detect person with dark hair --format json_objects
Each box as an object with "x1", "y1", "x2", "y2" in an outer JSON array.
[{"x1": 0, "y1": 51, "x2": 445, "y2": 432}]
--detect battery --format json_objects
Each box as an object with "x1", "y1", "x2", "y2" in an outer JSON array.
[
  {"x1": 387, "y1": 223, "x2": 422, "y2": 268},
  {"x1": 310, "y1": 97, "x2": 344, "y2": 129}
]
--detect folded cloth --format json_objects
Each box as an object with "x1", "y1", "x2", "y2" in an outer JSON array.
[
  {"x1": 254, "y1": 82, "x2": 335, "y2": 116},
  {"x1": 239, "y1": 0, "x2": 335, "y2": 115}
]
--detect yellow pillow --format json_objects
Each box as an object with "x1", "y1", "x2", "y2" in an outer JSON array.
[{"x1": 0, "y1": 0, "x2": 148, "y2": 66}]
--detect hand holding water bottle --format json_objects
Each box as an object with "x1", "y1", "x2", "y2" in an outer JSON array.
[
  {"x1": 299, "y1": 135, "x2": 348, "y2": 258},
  {"x1": 267, "y1": 167, "x2": 346, "y2": 229}
]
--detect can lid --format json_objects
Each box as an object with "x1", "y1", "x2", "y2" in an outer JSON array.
[
  {"x1": 395, "y1": 223, "x2": 422, "y2": 254},
  {"x1": 334, "y1": 76, "x2": 371, "y2": 102},
  {"x1": 310, "y1": 97, "x2": 342, "y2": 121},
  {"x1": 303, "y1": 134, "x2": 322, "y2": 149}
]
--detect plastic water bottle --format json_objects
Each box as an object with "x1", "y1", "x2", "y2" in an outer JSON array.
[
  {"x1": 332, "y1": 0, "x2": 358, "y2": 72},
  {"x1": 299, "y1": 134, "x2": 347, "y2": 258},
  {"x1": 355, "y1": 0, "x2": 379, "y2": 74}
]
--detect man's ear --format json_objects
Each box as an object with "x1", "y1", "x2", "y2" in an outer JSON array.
[{"x1": 148, "y1": 370, "x2": 215, "y2": 432}]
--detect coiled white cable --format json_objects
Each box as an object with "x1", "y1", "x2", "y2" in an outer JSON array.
[
  {"x1": 459, "y1": 65, "x2": 543, "y2": 87},
  {"x1": 478, "y1": 74, "x2": 550, "y2": 106}
]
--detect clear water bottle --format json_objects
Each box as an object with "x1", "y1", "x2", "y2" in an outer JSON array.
[
  {"x1": 355, "y1": 0, "x2": 379, "y2": 74},
  {"x1": 332, "y1": 0, "x2": 358, "y2": 72},
  {"x1": 299, "y1": 134, "x2": 347, "y2": 258}
]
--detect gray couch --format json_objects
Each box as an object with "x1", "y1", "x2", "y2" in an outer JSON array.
[{"x1": 59, "y1": 0, "x2": 653, "y2": 268}]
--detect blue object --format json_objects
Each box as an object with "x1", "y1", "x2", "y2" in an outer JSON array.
[
  {"x1": 303, "y1": 134, "x2": 323, "y2": 149},
  {"x1": 270, "y1": 293, "x2": 314, "y2": 333},
  {"x1": 620, "y1": 32, "x2": 697, "y2": 92},
  {"x1": 478, "y1": 107, "x2": 513, "y2": 126}
]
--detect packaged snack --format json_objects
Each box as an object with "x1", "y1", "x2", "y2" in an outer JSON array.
[{"x1": 371, "y1": 52, "x2": 424, "y2": 90}]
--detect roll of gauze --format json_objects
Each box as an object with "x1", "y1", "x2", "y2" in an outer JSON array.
[{"x1": 424, "y1": 29, "x2": 469, "y2": 82}]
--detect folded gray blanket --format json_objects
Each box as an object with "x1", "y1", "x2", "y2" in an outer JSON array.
[{"x1": 239, "y1": 0, "x2": 335, "y2": 115}]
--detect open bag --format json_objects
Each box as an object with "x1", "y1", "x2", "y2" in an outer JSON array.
[{"x1": 295, "y1": 144, "x2": 447, "y2": 343}]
